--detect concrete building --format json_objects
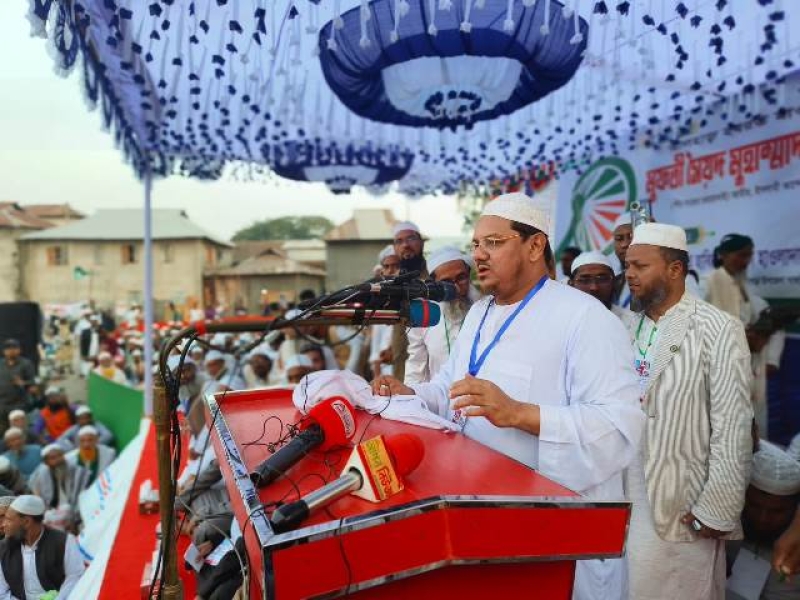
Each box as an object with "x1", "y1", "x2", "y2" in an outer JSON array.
[
  {"x1": 205, "y1": 245, "x2": 326, "y2": 313},
  {"x1": 0, "y1": 202, "x2": 56, "y2": 302},
  {"x1": 22, "y1": 204, "x2": 84, "y2": 228},
  {"x1": 18, "y1": 209, "x2": 232, "y2": 311},
  {"x1": 324, "y1": 209, "x2": 398, "y2": 290}
]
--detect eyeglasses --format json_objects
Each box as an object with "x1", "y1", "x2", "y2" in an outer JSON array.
[
  {"x1": 394, "y1": 234, "x2": 422, "y2": 246},
  {"x1": 573, "y1": 274, "x2": 615, "y2": 286},
  {"x1": 435, "y1": 272, "x2": 470, "y2": 286},
  {"x1": 470, "y1": 233, "x2": 521, "y2": 253}
]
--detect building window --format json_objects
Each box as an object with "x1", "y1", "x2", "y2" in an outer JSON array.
[
  {"x1": 205, "y1": 245, "x2": 215, "y2": 266},
  {"x1": 93, "y1": 245, "x2": 104, "y2": 265},
  {"x1": 46, "y1": 245, "x2": 68, "y2": 266},
  {"x1": 163, "y1": 243, "x2": 174, "y2": 264},
  {"x1": 122, "y1": 244, "x2": 137, "y2": 264}
]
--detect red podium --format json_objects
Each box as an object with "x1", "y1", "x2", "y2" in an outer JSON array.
[{"x1": 206, "y1": 388, "x2": 630, "y2": 600}]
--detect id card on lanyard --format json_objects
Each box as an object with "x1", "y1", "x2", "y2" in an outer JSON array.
[{"x1": 451, "y1": 276, "x2": 549, "y2": 430}]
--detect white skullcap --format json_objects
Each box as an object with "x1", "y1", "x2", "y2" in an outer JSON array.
[
  {"x1": 427, "y1": 246, "x2": 473, "y2": 275},
  {"x1": 44, "y1": 385, "x2": 62, "y2": 397},
  {"x1": 249, "y1": 344, "x2": 273, "y2": 359},
  {"x1": 204, "y1": 350, "x2": 225, "y2": 364},
  {"x1": 788, "y1": 433, "x2": 800, "y2": 463},
  {"x1": 285, "y1": 308, "x2": 302, "y2": 320},
  {"x1": 613, "y1": 213, "x2": 632, "y2": 231},
  {"x1": 285, "y1": 355, "x2": 313, "y2": 370},
  {"x1": 630, "y1": 222, "x2": 688, "y2": 252},
  {"x1": 211, "y1": 333, "x2": 230, "y2": 346},
  {"x1": 10, "y1": 495, "x2": 45, "y2": 517},
  {"x1": 0, "y1": 457, "x2": 10, "y2": 474},
  {"x1": 97, "y1": 351, "x2": 112, "y2": 360},
  {"x1": 41, "y1": 443, "x2": 64, "y2": 458},
  {"x1": 480, "y1": 193, "x2": 550, "y2": 233},
  {"x1": 570, "y1": 251, "x2": 615, "y2": 276},
  {"x1": 0, "y1": 497, "x2": 14, "y2": 508},
  {"x1": 751, "y1": 441, "x2": 800, "y2": 496},
  {"x1": 8, "y1": 410, "x2": 25, "y2": 421},
  {"x1": 392, "y1": 221, "x2": 420, "y2": 237},
  {"x1": 75, "y1": 406, "x2": 92, "y2": 417},
  {"x1": 78, "y1": 425, "x2": 99, "y2": 438},
  {"x1": 378, "y1": 245, "x2": 396, "y2": 263},
  {"x1": 131, "y1": 349, "x2": 143, "y2": 357},
  {"x1": 167, "y1": 355, "x2": 195, "y2": 371},
  {"x1": 3, "y1": 427, "x2": 23, "y2": 440}
]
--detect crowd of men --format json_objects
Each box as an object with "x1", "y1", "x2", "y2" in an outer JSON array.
[{"x1": 0, "y1": 192, "x2": 797, "y2": 598}]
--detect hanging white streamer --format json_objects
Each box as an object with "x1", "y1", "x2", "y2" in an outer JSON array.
[
  {"x1": 504, "y1": 0, "x2": 515, "y2": 32},
  {"x1": 360, "y1": 0, "x2": 371, "y2": 47},
  {"x1": 461, "y1": 0, "x2": 473, "y2": 33},
  {"x1": 541, "y1": 0, "x2": 551, "y2": 35},
  {"x1": 391, "y1": 0, "x2": 402, "y2": 42},
  {"x1": 570, "y1": 0, "x2": 583, "y2": 44},
  {"x1": 428, "y1": 0, "x2": 438, "y2": 35}
]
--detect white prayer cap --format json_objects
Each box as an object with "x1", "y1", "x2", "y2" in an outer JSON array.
[
  {"x1": 480, "y1": 193, "x2": 550, "y2": 234},
  {"x1": 75, "y1": 406, "x2": 92, "y2": 417},
  {"x1": 613, "y1": 213, "x2": 632, "y2": 231},
  {"x1": 204, "y1": 350, "x2": 225, "y2": 364},
  {"x1": 378, "y1": 245, "x2": 396, "y2": 263},
  {"x1": 0, "y1": 457, "x2": 10, "y2": 474},
  {"x1": 285, "y1": 355, "x2": 313, "y2": 370},
  {"x1": 751, "y1": 441, "x2": 800, "y2": 496},
  {"x1": 78, "y1": 425, "x2": 99, "y2": 438},
  {"x1": 249, "y1": 344, "x2": 273, "y2": 359},
  {"x1": 630, "y1": 222, "x2": 688, "y2": 252},
  {"x1": 211, "y1": 333, "x2": 230, "y2": 346},
  {"x1": 44, "y1": 385, "x2": 62, "y2": 397},
  {"x1": 285, "y1": 308, "x2": 302, "y2": 320},
  {"x1": 10, "y1": 495, "x2": 45, "y2": 517},
  {"x1": 189, "y1": 344, "x2": 205, "y2": 355},
  {"x1": 98, "y1": 351, "x2": 112, "y2": 361},
  {"x1": 570, "y1": 251, "x2": 615, "y2": 276},
  {"x1": 788, "y1": 433, "x2": 800, "y2": 463},
  {"x1": 8, "y1": 410, "x2": 26, "y2": 421},
  {"x1": 392, "y1": 221, "x2": 420, "y2": 237},
  {"x1": 167, "y1": 355, "x2": 195, "y2": 371},
  {"x1": 0, "y1": 497, "x2": 14, "y2": 508},
  {"x1": 427, "y1": 246, "x2": 473, "y2": 275},
  {"x1": 41, "y1": 443, "x2": 64, "y2": 458},
  {"x1": 3, "y1": 427, "x2": 23, "y2": 441}
]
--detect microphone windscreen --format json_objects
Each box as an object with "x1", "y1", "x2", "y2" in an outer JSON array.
[
  {"x1": 384, "y1": 434, "x2": 425, "y2": 477},
  {"x1": 437, "y1": 281, "x2": 458, "y2": 302},
  {"x1": 408, "y1": 300, "x2": 441, "y2": 328},
  {"x1": 301, "y1": 396, "x2": 357, "y2": 450}
]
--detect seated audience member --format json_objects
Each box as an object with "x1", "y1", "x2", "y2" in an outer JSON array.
[
  {"x1": 2, "y1": 428, "x2": 41, "y2": 479},
  {"x1": 28, "y1": 444, "x2": 90, "y2": 532},
  {"x1": 0, "y1": 495, "x2": 85, "y2": 598},
  {"x1": 57, "y1": 405, "x2": 114, "y2": 450},
  {"x1": 242, "y1": 345, "x2": 274, "y2": 389},
  {"x1": 0, "y1": 496, "x2": 13, "y2": 539},
  {"x1": 300, "y1": 344, "x2": 328, "y2": 374},
  {"x1": 0, "y1": 411, "x2": 36, "y2": 452},
  {"x1": 33, "y1": 388, "x2": 75, "y2": 445},
  {"x1": 0, "y1": 457, "x2": 28, "y2": 496},
  {"x1": 284, "y1": 355, "x2": 314, "y2": 385},
  {"x1": 65, "y1": 425, "x2": 116, "y2": 485},
  {"x1": 727, "y1": 440, "x2": 800, "y2": 599},
  {"x1": 92, "y1": 351, "x2": 128, "y2": 385},
  {"x1": 203, "y1": 350, "x2": 245, "y2": 393}
]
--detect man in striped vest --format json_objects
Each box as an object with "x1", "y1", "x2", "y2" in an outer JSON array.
[{"x1": 624, "y1": 222, "x2": 753, "y2": 599}]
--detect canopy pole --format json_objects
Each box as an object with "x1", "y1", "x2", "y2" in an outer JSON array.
[{"x1": 143, "y1": 171, "x2": 155, "y2": 416}]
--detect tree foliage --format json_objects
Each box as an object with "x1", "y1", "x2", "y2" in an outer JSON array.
[{"x1": 233, "y1": 216, "x2": 335, "y2": 241}]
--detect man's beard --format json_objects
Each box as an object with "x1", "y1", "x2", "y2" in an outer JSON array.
[
  {"x1": 51, "y1": 462, "x2": 68, "y2": 484},
  {"x1": 634, "y1": 279, "x2": 669, "y2": 314},
  {"x1": 10, "y1": 527, "x2": 25, "y2": 542},
  {"x1": 443, "y1": 296, "x2": 472, "y2": 324},
  {"x1": 399, "y1": 255, "x2": 426, "y2": 274}
]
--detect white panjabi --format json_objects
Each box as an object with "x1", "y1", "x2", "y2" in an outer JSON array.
[
  {"x1": 630, "y1": 222, "x2": 688, "y2": 252},
  {"x1": 480, "y1": 192, "x2": 550, "y2": 233}
]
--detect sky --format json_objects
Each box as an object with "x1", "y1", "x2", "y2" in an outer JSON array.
[{"x1": 0, "y1": 2, "x2": 465, "y2": 241}]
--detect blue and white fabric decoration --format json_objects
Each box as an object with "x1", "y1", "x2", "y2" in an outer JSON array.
[{"x1": 25, "y1": 1, "x2": 800, "y2": 195}]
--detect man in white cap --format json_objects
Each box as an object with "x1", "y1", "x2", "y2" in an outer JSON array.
[
  {"x1": 405, "y1": 245, "x2": 479, "y2": 384},
  {"x1": 390, "y1": 221, "x2": 427, "y2": 381},
  {"x1": 65, "y1": 425, "x2": 116, "y2": 485},
  {"x1": 623, "y1": 222, "x2": 752, "y2": 599},
  {"x1": 569, "y1": 251, "x2": 635, "y2": 329},
  {"x1": 611, "y1": 214, "x2": 634, "y2": 309},
  {"x1": 203, "y1": 350, "x2": 245, "y2": 394},
  {"x1": 370, "y1": 246, "x2": 400, "y2": 379},
  {"x1": 56, "y1": 405, "x2": 114, "y2": 451},
  {"x1": 28, "y1": 445, "x2": 90, "y2": 530},
  {"x1": 0, "y1": 496, "x2": 14, "y2": 539},
  {"x1": 0, "y1": 495, "x2": 85, "y2": 598},
  {"x1": 284, "y1": 355, "x2": 314, "y2": 385},
  {"x1": 92, "y1": 350, "x2": 128, "y2": 385},
  {"x1": 243, "y1": 344, "x2": 275, "y2": 389},
  {"x1": 372, "y1": 192, "x2": 644, "y2": 600},
  {"x1": 2, "y1": 428, "x2": 41, "y2": 480},
  {"x1": 728, "y1": 441, "x2": 800, "y2": 599}
]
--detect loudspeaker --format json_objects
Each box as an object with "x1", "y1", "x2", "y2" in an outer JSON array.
[{"x1": 0, "y1": 302, "x2": 42, "y2": 369}]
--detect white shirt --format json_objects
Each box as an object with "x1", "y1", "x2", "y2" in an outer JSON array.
[
  {"x1": 405, "y1": 303, "x2": 467, "y2": 385},
  {"x1": 0, "y1": 529, "x2": 85, "y2": 600}
]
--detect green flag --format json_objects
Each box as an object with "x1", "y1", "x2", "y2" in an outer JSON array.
[{"x1": 73, "y1": 266, "x2": 90, "y2": 281}]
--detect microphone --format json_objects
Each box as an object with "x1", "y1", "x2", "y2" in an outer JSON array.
[
  {"x1": 355, "y1": 279, "x2": 457, "y2": 303},
  {"x1": 250, "y1": 397, "x2": 357, "y2": 488},
  {"x1": 270, "y1": 433, "x2": 425, "y2": 533},
  {"x1": 315, "y1": 298, "x2": 441, "y2": 327}
]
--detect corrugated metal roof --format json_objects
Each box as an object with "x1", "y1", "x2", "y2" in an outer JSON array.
[
  {"x1": 22, "y1": 204, "x2": 84, "y2": 220},
  {"x1": 0, "y1": 202, "x2": 55, "y2": 230},
  {"x1": 20, "y1": 208, "x2": 231, "y2": 246}
]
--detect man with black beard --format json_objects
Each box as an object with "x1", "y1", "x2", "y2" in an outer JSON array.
[
  {"x1": 623, "y1": 222, "x2": 752, "y2": 599},
  {"x1": 28, "y1": 445, "x2": 90, "y2": 532},
  {"x1": 389, "y1": 221, "x2": 427, "y2": 381},
  {"x1": 405, "y1": 246, "x2": 478, "y2": 384},
  {"x1": 0, "y1": 495, "x2": 85, "y2": 598}
]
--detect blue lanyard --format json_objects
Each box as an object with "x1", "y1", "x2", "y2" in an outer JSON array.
[
  {"x1": 468, "y1": 276, "x2": 548, "y2": 377},
  {"x1": 622, "y1": 293, "x2": 631, "y2": 308}
]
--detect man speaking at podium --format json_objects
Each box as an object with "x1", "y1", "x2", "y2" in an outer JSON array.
[{"x1": 372, "y1": 193, "x2": 645, "y2": 600}]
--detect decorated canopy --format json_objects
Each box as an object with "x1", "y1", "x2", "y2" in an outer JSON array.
[{"x1": 29, "y1": 0, "x2": 800, "y2": 195}]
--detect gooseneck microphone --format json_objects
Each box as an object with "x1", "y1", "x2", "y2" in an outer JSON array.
[
  {"x1": 270, "y1": 433, "x2": 425, "y2": 533},
  {"x1": 250, "y1": 397, "x2": 357, "y2": 487}
]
